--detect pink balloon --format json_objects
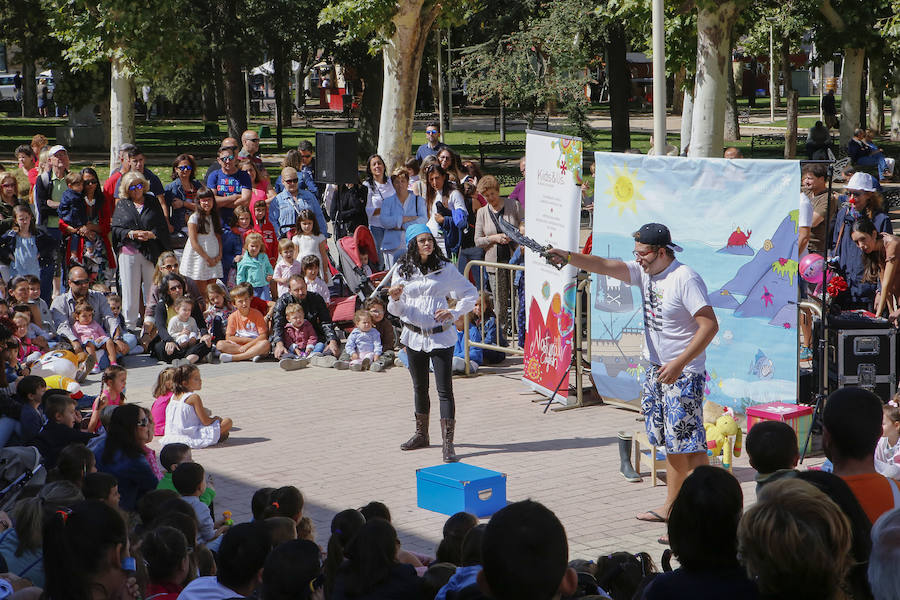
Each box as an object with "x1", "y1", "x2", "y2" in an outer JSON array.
[{"x1": 800, "y1": 253, "x2": 824, "y2": 284}]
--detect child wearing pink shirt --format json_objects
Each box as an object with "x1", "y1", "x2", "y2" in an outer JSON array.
[
  {"x1": 273, "y1": 238, "x2": 304, "y2": 298},
  {"x1": 72, "y1": 301, "x2": 118, "y2": 373},
  {"x1": 150, "y1": 367, "x2": 176, "y2": 436}
]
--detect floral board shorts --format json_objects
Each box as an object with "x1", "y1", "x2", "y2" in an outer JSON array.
[{"x1": 640, "y1": 364, "x2": 707, "y2": 454}]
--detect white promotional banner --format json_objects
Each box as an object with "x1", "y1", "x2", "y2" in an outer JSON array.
[{"x1": 522, "y1": 131, "x2": 582, "y2": 398}]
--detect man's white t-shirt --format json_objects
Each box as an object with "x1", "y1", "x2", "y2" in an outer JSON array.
[{"x1": 626, "y1": 259, "x2": 711, "y2": 374}]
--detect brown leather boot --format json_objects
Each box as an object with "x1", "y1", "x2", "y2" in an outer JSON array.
[
  {"x1": 400, "y1": 413, "x2": 429, "y2": 450},
  {"x1": 440, "y1": 418, "x2": 458, "y2": 462}
]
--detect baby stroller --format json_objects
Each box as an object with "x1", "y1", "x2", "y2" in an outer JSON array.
[
  {"x1": 0, "y1": 446, "x2": 46, "y2": 511},
  {"x1": 328, "y1": 226, "x2": 387, "y2": 332}
]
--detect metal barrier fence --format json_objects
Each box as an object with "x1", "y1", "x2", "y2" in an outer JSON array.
[
  {"x1": 461, "y1": 260, "x2": 524, "y2": 376},
  {"x1": 460, "y1": 260, "x2": 605, "y2": 410}
]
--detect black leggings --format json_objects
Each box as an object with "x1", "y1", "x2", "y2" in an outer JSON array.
[
  {"x1": 151, "y1": 338, "x2": 212, "y2": 362},
  {"x1": 406, "y1": 345, "x2": 455, "y2": 419}
]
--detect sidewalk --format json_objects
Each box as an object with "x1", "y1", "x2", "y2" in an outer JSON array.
[{"x1": 82, "y1": 354, "x2": 791, "y2": 563}]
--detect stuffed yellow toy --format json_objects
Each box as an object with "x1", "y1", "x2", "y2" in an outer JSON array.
[{"x1": 704, "y1": 414, "x2": 743, "y2": 469}]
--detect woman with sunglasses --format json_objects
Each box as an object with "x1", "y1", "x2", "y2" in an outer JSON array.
[
  {"x1": 149, "y1": 272, "x2": 213, "y2": 365},
  {"x1": 112, "y1": 171, "x2": 171, "y2": 329},
  {"x1": 93, "y1": 404, "x2": 160, "y2": 511},
  {"x1": 831, "y1": 171, "x2": 892, "y2": 309},
  {"x1": 165, "y1": 153, "x2": 201, "y2": 239},
  {"x1": 59, "y1": 167, "x2": 115, "y2": 285},
  {"x1": 140, "y1": 251, "x2": 204, "y2": 348}
]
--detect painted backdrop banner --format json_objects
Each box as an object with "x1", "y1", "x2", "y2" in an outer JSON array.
[
  {"x1": 590, "y1": 152, "x2": 799, "y2": 413},
  {"x1": 523, "y1": 131, "x2": 582, "y2": 398}
]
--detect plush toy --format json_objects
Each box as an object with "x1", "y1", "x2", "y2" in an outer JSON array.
[
  {"x1": 29, "y1": 349, "x2": 90, "y2": 386},
  {"x1": 42, "y1": 374, "x2": 84, "y2": 401},
  {"x1": 704, "y1": 415, "x2": 743, "y2": 469}
]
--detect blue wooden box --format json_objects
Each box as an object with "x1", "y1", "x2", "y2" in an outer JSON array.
[{"x1": 416, "y1": 463, "x2": 507, "y2": 518}]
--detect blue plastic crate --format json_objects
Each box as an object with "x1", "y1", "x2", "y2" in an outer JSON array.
[{"x1": 416, "y1": 463, "x2": 507, "y2": 518}]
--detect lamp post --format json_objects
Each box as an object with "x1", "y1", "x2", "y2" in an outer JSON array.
[
  {"x1": 651, "y1": 0, "x2": 666, "y2": 153},
  {"x1": 769, "y1": 20, "x2": 775, "y2": 123}
]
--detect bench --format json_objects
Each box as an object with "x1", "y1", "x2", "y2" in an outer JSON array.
[
  {"x1": 750, "y1": 133, "x2": 784, "y2": 157},
  {"x1": 478, "y1": 141, "x2": 526, "y2": 168},
  {"x1": 495, "y1": 173, "x2": 522, "y2": 190},
  {"x1": 493, "y1": 112, "x2": 549, "y2": 132},
  {"x1": 884, "y1": 187, "x2": 900, "y2": 211}
]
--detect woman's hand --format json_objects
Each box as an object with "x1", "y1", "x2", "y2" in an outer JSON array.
[
  {"x1": 200, "y1": 334, "x2": 213, "y2": 347},
  {"x1": 165, "y1": 342, "x2": 176, "y2": 355},
  {"x1": 388, "y1": 285, "x2": 404, "y2": 301},
  {"x1": 434, "y1": 308, "x2": 453, "y2": 323},
  {"x1": 493, "y1": 233, "x2": 510, "y2": 245},
  {"x1": 206, "y1": 255, "x2": 218, "y2": 268}
]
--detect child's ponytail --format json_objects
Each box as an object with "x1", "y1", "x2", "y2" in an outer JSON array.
[{"x1": 324, "y1": 509, "x2": 366, "y2": 600}]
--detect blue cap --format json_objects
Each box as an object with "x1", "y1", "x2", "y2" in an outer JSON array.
[{"x1": 406, "y1": 223, "x2": 431, "y2": 246}]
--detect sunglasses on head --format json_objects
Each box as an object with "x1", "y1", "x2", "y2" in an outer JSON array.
[{"x1": 128, "y1": 183, "x2": 144, "y2": 191}]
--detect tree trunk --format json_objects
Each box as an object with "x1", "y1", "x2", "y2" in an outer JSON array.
[
  {"x1": 680, "y1": 86, "x2": 694, "y2": 155},
  {"x1": 213, "y1": 55, "x2": 226, "y2": 117},
  {"x1": 20, "y1": 51, "x2": 37, "y2": 118},
  {"x1": 109, "y1": 57, "x2": 135, "y2": 172},
  {"x1": 725, "y1": 49, "x2": 740, "y2": 141},
  {"x1": 606, "y1": 22, "x2": 631, "y2": 152},
  {"x1": 377, "y1": 0, "x2": 440, "y2": 169},
  {"x1": 358, "y1": 53, "x2": 383, "y2": 159},
  {"x1": 222, "y1": 56, "x2": 246, "y2": 139},
  {"x1": 868, "y1": 57, "x2": 885, "y2": 134},
  {"x1": 672, "y1": 67, "x2": 685, "y2": 115},
  {"x1": 688, "y1": 1, "x2": 743, "y2": 157},
  {"x1": 781, "y1": 37, "x2": 796, "y2": 159},
  {"x1": 279, "y1": 57, "x2": 293, "y2": 129},
  {"x1": 201, "y1": 77, "x2": 218, "y2": 123},
  {"x1": 860, "y1": 63, "x2": 868, "y2": 130},
  {"x1": 891, "y1": 67, "x2": 900, "y2": 142},
  {"x1": 839, "y1": 47, "x2": 865, "y2": 146}
]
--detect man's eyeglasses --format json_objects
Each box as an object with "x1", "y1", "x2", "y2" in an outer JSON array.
[
  {"x1": 246, "y1": 138, "x2": 260, "y2": 143},
  {"x1": 425, "y1": 130, "x2": 438, "y2": 134},
  {"x1": 300, "y1": 153, "x2": 312, "y2": 160},
  {"x1": 219, "y1": 156, "x2": 235, "y2": 163},
  {"x1": 283, "y1": 178, "x2": 299, "y2": 184},
  {"x1": 128, "y1": 183, "x2": 144, "y2": 191},
  {"x1": 176, "y1": 165, "x2": 193, "y2": 172},
  {"x1": 69, "y1": 279, "x2": 89, "y2": 286},
  {"x1": 633, "y1": 248, "x2": 657, "y2": 258}
]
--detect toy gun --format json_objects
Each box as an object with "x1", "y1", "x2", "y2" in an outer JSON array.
[{"x1": 488, "y1": 209, "x2": 563, "y2": 270}]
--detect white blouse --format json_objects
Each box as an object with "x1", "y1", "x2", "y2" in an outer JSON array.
[
  {"x1": 364, "y1": 179, "x2": 396, "y2": 229},
  {"x1": 388, "y1": 262, "x2": 477, "y2": 352},
  {"x1": 426, "y1": 188, "x2": 466, "y2": 241}
]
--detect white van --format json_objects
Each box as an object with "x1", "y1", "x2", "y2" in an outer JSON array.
[{"x1": 0, "y1": 74, "x2": 17, "y2": 100}]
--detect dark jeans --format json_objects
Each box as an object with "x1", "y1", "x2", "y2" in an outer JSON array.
[
  {"x1": 151, "y1": 338, "x2": 212, "y2": 362},
  {"x1": 407, "y1": 345, "x2": 455, "y2": 419}
]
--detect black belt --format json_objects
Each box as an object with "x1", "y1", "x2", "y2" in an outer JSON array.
[{"x1": 403, "y1": 321, "x2": 449, "y2": 335}]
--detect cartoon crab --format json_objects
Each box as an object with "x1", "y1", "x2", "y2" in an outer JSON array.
[{"x1": 726, "y1": 226, "x2": 752, "y2": 248}]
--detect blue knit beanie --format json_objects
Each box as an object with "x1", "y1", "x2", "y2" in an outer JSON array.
[{"x1": 405, "y1": 223, "x2": 431, "y2": 246}]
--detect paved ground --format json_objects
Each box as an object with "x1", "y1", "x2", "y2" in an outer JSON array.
[{"x1": 79, "y1": 352, "x2": 820, "y2": 565}]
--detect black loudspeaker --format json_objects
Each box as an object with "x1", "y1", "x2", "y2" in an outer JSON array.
[{"x1": 315, "y1": 131, "x2": 359, "y2": 184}]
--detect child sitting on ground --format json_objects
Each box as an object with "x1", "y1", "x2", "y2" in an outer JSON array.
[
  {"x1": 470, "y1": 291, "x2": 506, "y2": 365},
  {"x1": 83, "y1": 471, "x2": 120, "y2": 508},
  {"x1": 338, "y1": 309, "x2": 382, "y2": 372},
  {"x1": 150, "y1": 367, "x2": 176, "y2": 436},
  {"x1": 204, "y1": 282, "x2": 233, "y2": 351},
  {"x1": 12, "y1": 307, "x2": 48, "y2": 351},
  {"x1": 107, "y1": 293, "x2": 141, "y2": 355},
  {"x1": 172, "y1": 462, "x2": 229, "y2": 546},
  {"x1": 277, "y1": 304, "x2": 317, "y2": 371},
  {"x1": 32, "y1": 392, "x2": 95, "y2": 468},
  {"x1": 745, "y1": 420, "x2": 800, "y2": 494},
  {"x1": 72, "y1": 301, "x2": 117, "y2": 373},
  {"x1": 87, "y1": 364, "x2": 127, "y2": 433},
  {"x1": 876, "y1": 398, "x2": 900, "y2": 479},
  {"x1": 159, "y1": 364, "x2": 232, "y2": 447},
  {"x1": 0, "y1": 374, "x2": 44, "y2": 448},
  {"x1": 167, "y1": 296, "x2": 201, "y2": 347},
  {"x1": 273, "y1": 238, "x2": 304, "y2": 298},
  {"x1": 11, "y1": 311, "x2": 43, "y2": 362},
  {"x1": 25, "y1": 275, "x2": 52, "y2": 332},
  {"x1": 216, "y1": 286, "x2": 270, "y2": 363},
  {"x1": 365, "y1": 297, "x2": 394, "y2": 372},
  {"x1": 302, "y1": 254, "x2": 330, "y2": 302},
  {"x1": 236, "y1": 232, "x2": 274, "y2": 301},
  {"x1": 157, "y1": 442, "x2": 216, "y2": 508}
]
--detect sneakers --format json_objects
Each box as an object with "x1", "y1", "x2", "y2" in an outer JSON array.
[
  {"x1": 90, "y1": 364, "x2": 101, "y2": 374},
  {"x1": 172, "y1": 358, "x2": 190, "y2": 367},
  {"x1": 799, "y1": 345, "x2": 813, "y2": 361},
  {"x1": 370, "y1": 361, "x2": 386, "y2": 372},
  {"x1": 251, "y1": 355, "x2": 264, "y2": 363},
  {"x1": 279, "y1": 357, "x2": 309, "y2": 371},
  {"x1": 333, "y1": 360, "x2": 350, "y2": 370},
  {"x1": 394, "y1": 357, "x2": 405, "y2": 368},
  {"x1": 349, "y1": 358, "x2": 371, "y2": 371},
  {"x1": 207, "y1": 352, "x2": 219, "y2": 364},
  {"x1": 220, "y1": 353, "x2": 234, "y2": 363},
  {"x1": 310, "y1": 355, "x2": 337, "y2": 368}
]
